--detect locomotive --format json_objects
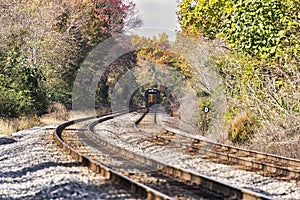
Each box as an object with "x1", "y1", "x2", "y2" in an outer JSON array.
[{"x1": 145, "y1": 87, "x2": 160, "y2": 107}]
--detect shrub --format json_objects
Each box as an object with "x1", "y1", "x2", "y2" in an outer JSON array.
[{"x1": 228, "y1": 111, "x2": 257, "y2": 144}]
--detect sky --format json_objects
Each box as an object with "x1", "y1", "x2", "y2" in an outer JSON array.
[{"x1": 127, "y1": 0, "x2": 180, "y2": 41}]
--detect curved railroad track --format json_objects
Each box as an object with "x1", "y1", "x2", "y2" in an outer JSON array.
[
  {"x1": 53, "y1": 109, "x2": 271, "y2": 199},
  {"x1": 135, "y1": 108, "x2": 300, "y2": 182}
]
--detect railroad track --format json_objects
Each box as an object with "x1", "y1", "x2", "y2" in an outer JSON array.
[
  {"x1": 54, "y1": 109, "x2": 271, "y2": 199},
  {"x1": 136, "y1": 108, "x2": 300, "y2": 182}
]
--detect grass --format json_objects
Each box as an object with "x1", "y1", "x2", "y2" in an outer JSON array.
[
  {"x1": 0, "y1": 115, "x2": 42, "y2": 135},
  {"x1": 0, "y1": 103, "x2": 113, "y2": 135},
  {"x1": 40, "y1": 103, "x2": 69, "y2": 125},
  {"x1": 0, "y1": 103, "x2": 70, "y2": 135},
  {"x1": 240, "y1": 114, "x2": 300, "y2": 159}
]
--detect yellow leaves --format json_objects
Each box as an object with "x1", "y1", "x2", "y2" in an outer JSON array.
[
  {"x1": 157, "y1": 54, "x2": 168, "y2": 64},
  {"x1": 81, "y1": 0, "x2": 92, "y2": 4},
  {"x1": 224, "y1": 1, "x2": 234, "y2": 13},
  {"x1": 107, "y1": 77, "x2": 115, "y2": 84},
  {"x1": 19, "y1": 0, "x2": 42, "y2": 14},
  {"x1": 132, "y1": 34, "x2": 194, "y2": 82},
  {"x1": 197, "y1": 0, "x2": 207, "y2": 7}
]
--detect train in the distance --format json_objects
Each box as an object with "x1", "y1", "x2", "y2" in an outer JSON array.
[{"x1": 145, "y1": 87, "x2": 160, "y2": 107}]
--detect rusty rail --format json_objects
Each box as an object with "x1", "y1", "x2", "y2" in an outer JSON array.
[
  {"x1": 88, "y1": 113, "x2": 272, "y2": 200},
  {"x1": 53, "y1": 110, "x2": 172, "y2": 200},
  {"x1": 165, "y1": 126, "x2": 300, "y2": 180}
]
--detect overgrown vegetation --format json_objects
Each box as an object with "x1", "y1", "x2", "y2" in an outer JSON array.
[
  {"x1": 178, "y1": 0, "x2": 300, "y2": 59},
  {"x1": 0, "y1": 0, "x2": 139, "y2": 132},
  {"x1": 178, "y1": 0, "x2": 300, "y2": 156},
  {"x1": 228, "y1": 111, "x2": 257, "y2": 144},
  {"x1": 1, "y1": 0, "x2": 299, "y2": 160}
]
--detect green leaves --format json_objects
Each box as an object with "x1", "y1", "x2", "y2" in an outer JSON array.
[
  {"x1": 178, "y1": 0, "x2": 300, "y2": 143},
  {"x1": 222, "y1": 0, "x2": 284, "y2": 57},
  {"x1": 178, "y1": 0, "x2": 232, "y2": 39},
  {"x1": 178, "y1": 0, "x2": 300, "y2": 59},
  {"x1": 0, "y1": 32, "x2": 48, "y2": 118},
  {"x1": 0, "y1": 0, "x2": 141, "y2": 119}
]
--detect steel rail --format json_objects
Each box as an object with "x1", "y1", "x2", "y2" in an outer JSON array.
[
  {"x1": 53, "y1": 109, "x2": 172, "y2": 200},
  {"x1": 139, "y1": 109, "x2": 300, "y2": 180},
  {"x1": 89, "y1": 110, "x2": 272, "y2": 200},
  {"x1": 165, "y1": 126, "x2": 300, "y2": 180},
  {"x1": 129, "y1": 109, "x2": 300, "y2": 180},
  {"x1": 134, "y1": 108, "x2": 149, "y2": 127}
]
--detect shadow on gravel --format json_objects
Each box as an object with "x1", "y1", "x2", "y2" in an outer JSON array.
[
  {"x1": 0, "y1": 137, "x2": 16, "y2": 145},
  {"x1": 0, "y1": 181, "x2": 140, "y2": 200},
  {"x1": 0, "y1": 161, "x2": 81, "y2": 180},
  {"x1": 242, "y1": 187, "x2": 273, "y2": 198},
  {"x1": 33, "y1": 181, "x2": 139, "y2": 200}
]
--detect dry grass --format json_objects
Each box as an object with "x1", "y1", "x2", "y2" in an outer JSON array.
[
  {"x1": 0, "y1": 115, "x2": 42, "y2": 135},
  {"x1": 40, "y1": 103, "x2": 70, "y2": 125},
  {"x1": 0, "y1": 119, "x2": 17, "y2": 135},
  {"x1": 242, "y1": 114, "x2": 300, "y2": 159},
  {"x1": 228, "y1": 111, "x2": 256, "y2": 144},
  {"x1": 0, "y1": 103, "x2": 70, "y2": 135}
]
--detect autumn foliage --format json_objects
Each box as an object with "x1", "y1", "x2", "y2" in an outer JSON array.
[
  {"x1": 0, "y1": 0, "x2": 137, "y2": 118},
  {"x1": 178, "y1": 0, "x2": 300, "y2": 153}
]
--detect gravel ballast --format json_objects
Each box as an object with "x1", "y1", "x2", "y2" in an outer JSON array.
[
  {"x1": 1, "y1": 112, "x2": 299, "y2": 200},
  {"x1": 93, "y1": 112, "x2": 300, "y2": 200},
  {"x1": 0, "y1": 126, "x2": 139, "y2": 200}
]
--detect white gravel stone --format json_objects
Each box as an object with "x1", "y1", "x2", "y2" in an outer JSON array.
[
  {"x1": 0, "y1": 125, "x2": 139, "y2": 199},
  {"x1": 94, "y1": 112, "x2": 300, "y2": 200}
]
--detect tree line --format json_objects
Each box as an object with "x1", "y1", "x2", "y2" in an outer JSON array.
[
  {"x1": 178, "y1": 0, "x2": 300, "y2": 147},
  {"x1": 0, "y1": 0, "x2": 140, "y2": 118},
  {"x1": 1, "y1": 0, "x2": 299, "y2": 152}
]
